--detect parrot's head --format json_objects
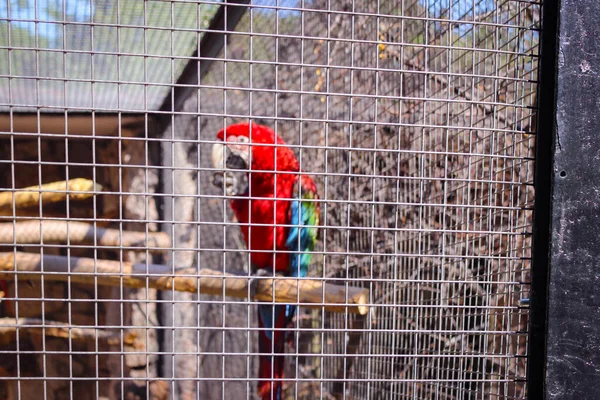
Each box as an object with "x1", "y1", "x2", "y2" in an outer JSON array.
[{"x1": 211, "y1": 122, "x2": 299, "y2": 196}]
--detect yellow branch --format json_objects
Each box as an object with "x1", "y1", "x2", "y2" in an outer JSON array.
[
  {"x1": 0, "y1": 179, "x2": 102, "y2": 215},
  {"x1": 0, "y1": 252, "x2": 369, "y2": 315},
  {"x1": 0, "y1": 317, "x2": 142, "y2": 348},
  {"x1": 0, "y1": 221, "x2": 171, "y2": 253}
]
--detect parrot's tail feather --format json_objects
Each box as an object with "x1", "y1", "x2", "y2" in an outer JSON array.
[
  {"x1": 257, "y1": 304, "x2": 292, "y2": 400},
  {"x1": 258, "y1": 356, "x2": 285, "y2": 400}
]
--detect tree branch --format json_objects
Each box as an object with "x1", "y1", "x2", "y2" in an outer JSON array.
[
  {"x1": 0, "y1": 317, "x2": 143, "y2": 348},
  {"x1": 0, "y1": 252, "x2": 369, "y2": 315},
  {"x1": 0, "y1": 179, "x2": 102, "y2": 215}
]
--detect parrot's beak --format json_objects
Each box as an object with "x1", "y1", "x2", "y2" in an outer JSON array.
[{"x1": 212, "y1": 142, "x2": 249, "y2": 197}]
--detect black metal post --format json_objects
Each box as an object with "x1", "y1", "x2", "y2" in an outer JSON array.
[{"x1": 530, "y1": 0, "x2": 600, "y2": 398}]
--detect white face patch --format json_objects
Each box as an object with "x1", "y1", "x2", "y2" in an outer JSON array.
[
  {"x1": 224, "y1": 135, "x2": 251, "y2": 166},
  {"x1": 211, "y1": 136, "x2": 251, "y2": 169},
  {"x1": 211, "y1": 137, "x2": 251, "y2": 197}
]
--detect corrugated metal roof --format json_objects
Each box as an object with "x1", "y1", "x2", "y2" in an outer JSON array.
[{"x1": 0, "y1": 0, "x2": 219, "y2": 113}]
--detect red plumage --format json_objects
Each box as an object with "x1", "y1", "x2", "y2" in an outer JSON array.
[
  {"x1": 257, "y1": 304, "x2": 289, "y2": 400},
  {"x1": 217, "y1": 123, "x2": 300, "y2": 273},
  {"x1": 216, "y1": 123, "x2": 319, "y2": 399}
]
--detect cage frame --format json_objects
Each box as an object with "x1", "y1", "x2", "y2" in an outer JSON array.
[{"x1": 1, "y1": 0, "x2": 591, "y2": 398}]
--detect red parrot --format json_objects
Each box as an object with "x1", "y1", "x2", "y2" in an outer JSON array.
[{"x1": 211, "y1": 123, "x2": 320, "y2": 400}]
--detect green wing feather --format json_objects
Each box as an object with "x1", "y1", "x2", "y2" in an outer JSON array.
[{"x1": 285, "y1": 176, "x2": 320, "y2": 278}]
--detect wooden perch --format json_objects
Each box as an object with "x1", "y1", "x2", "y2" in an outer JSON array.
[
  {"x1": 0, "y1": 317, "x2": 142, "y2": 348},
  {"x1": 0, "y1": 178, "x2": 102, "y2": 215},
  {"x1": 0, "y1": 252, "x2": 369, "y2": 315},
  {"x1": 0, "y1": 221, "x2": 171, "y2": 253}
]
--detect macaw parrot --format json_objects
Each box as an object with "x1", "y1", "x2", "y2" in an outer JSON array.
[{"x1": 211, "y1": 122, "x2": 320, "y2": 400}]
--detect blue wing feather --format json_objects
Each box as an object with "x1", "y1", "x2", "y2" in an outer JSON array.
[
  {"x1": 260, "y1": 177, "x2": 320, "y2": 332},
  {"x1": 285, "y1": 198, "x2": 318, "y2": 276},
  {"x1": 283, "y1": 178, "x2": 319, "y2": 318}
]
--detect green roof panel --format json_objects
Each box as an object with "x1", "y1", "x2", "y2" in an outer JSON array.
[{"x1": 0, "y1": 0, "x2": 220, "y2": 112}]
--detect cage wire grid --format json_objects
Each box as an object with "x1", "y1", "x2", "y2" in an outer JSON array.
[{"x1": 0, "y1": 0, "x2": 540, "y2": 399}]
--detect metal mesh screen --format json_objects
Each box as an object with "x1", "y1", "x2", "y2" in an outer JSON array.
[{"x1": 0, "y1": 0, "x2": 540, "y2": 399}]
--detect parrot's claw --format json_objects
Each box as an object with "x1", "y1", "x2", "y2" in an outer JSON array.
[
  {"x1": 212, "y1": 172, "x2": 237, "y2": 196},
  {"x1": 249, "y1": 269, "x2": 274, "y2": 301},
  {"x1": 249, "y1": 276, "x2": 257, "y2": 301},
  {"x1": 212, "y1": 171, "x2": 248, "y2": 197}
]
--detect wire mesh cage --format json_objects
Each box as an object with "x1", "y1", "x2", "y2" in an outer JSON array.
[{"x1": 0, "y1": 0, "x2": 540, "y2": 399}]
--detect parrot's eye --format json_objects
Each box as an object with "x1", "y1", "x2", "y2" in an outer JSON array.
[{"x1": 237, "y1": 136, "x2": 249, "y2": 143}]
